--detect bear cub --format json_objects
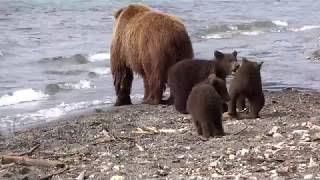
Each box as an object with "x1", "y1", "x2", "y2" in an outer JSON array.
[
  {"x1": 187, "y1": 74, "x2": 230, "y2": 138},
  {"x1": 228, "y1": 58, "x2": 264, "y2": 119},
  {"x1": 168, "y1": 50, "x2": 238, "y2": 114}
]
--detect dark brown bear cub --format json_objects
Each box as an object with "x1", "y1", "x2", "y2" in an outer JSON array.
[
  {"x1": 168, "y1": 50, "x2": 238, "y2": 114},
  {"x1": 228, "y1": 58, "x2": 264, "y2": 119},
  {"x1": 187, "y1": 74, "x2": 230, "y2": 138}
]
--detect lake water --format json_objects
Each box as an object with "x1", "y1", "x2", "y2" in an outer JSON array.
[{"x1": 1, "y1": 0, "x2": 320, "y2": 134}]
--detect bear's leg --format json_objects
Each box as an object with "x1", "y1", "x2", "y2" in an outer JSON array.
[
  {"x1": 193, "y1": 118, "x2": 202, "y2": 135},
  {"x1": 162, "y1": 94, "x2": 174, "y2": 105},
  {"x1": 142, "y1": 76, "x2": 150, "y2": 101},
  {"x1": 200, "y1": 120, "x2": 211, "y2": 138},
  {"x1": 228, "y1": 93, "x2": 239, "y2": 118},
  {"x1": 237, "y1": 96, "x2": 247, "y2": 113},
  {"x1": 114, "y1": 66, "x2": 133, "y2": 106},
  {"x1": 211, "y1": 118, "x2": 224, "y2": 136},
  {"x1": 248, "y1": 97, "x2": 260, "y2": 119},
  {"x1": 144, "y1": 74, "x2": 166, "y2": 105},
  {"x1": 174, "y1": 92, "x2": 189, "y2": 114}
]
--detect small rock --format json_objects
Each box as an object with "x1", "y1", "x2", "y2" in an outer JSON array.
[
  {"x1": 304, "y1": 174, "x2": 314, "y2": 180},
  {"x1": 292, "y1": 130, "x2": 309, "y2": 135},
  {"x1": 229, "y1": 154, "x2": 235, "y2": 160},
  {"x1": 19, "y1": 167, "x2": 31, "y2": 175},
  {"x1": 311, "y1": 132, "x2": 320, "y2": 141},
  {"x1": 255, "y1": 135, "x2": 263, "y2": 141},
  {"x1": 276, "y1": 167, "x2": 289, "y2": 175},
  {"x1": 267, "y1": 126, "x2": 279, "y2": 136},
  {"x1": 110, "y1": 175, "x2": 124, "y2": 180},
  {"x1": 273, "y1": 133, "x2": 283, "y2": 139},
  {"x1": 156, "y1": 169, "x2": 168, "y2": 177},
  {"x1": 308, "y1": 157, "x2": 319, "y2": 168}
]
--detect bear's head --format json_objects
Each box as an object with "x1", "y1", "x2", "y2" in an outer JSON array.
[
  {"x1": 241, "y1": 58, "x2": 263, "y2": 70},
  {"x1": 113, "y1": 4, "x2": 151, "y2": 20},
  {"x1": 207, "y1": 74, "x2": 230, "y2": 102},
  {"x1": 214, "y1": 50, "x2": 239, "y2": 77}
]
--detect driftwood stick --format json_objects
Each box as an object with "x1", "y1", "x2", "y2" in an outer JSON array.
[
  {"x1": 39, "y1": 166, "x2": 69, "y2": 180},
  {"x1": 233, "y1": 125, "x2": 248, "y2": 135},
  {"x1": 1, "y1": 155, "x2": 65, "y2": 168},
  {"x1": 17, "y1": 144, "x2": 40, "y2": 156}
]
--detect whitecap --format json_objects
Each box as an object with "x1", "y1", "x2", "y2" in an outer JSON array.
[
  {"x1": 201, "y1": 33, "x2": 232, "y2": 39},
  {"x1": 0, "y1": 89, "x2": 48, "y2": 107},
  {"x1": 90, "y1": 67, "x2": 111, "y2": 76},
  {"x1": 0, "y1": 51, "x2": 3, "y2": 56},
  {"x1": 88, "y1": 53, "x2": 110, "y2": 62},
  {"x1": 272, "y1": 20, "x2": 288, "y2": 27},
  {"x1": 241, "y1": 31, "x2": 264, "y2": 36},
  {"x1": 289, "y1": 25, "x2": 320, "y2": 32},
  {"x1": 60, "y1": 80, "x2": 95, "y2": 90}
]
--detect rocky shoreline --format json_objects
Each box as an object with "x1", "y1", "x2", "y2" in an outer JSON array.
[{"x1": 1, "y1": 89, "x2": 320, "y2": 179}]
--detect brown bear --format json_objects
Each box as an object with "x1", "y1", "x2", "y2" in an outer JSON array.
[
  {"x1": 167, "y1": 50, "x2": 239, "y2": 114},
  {"x1": 228, "y1": 58, "x2": 264, "y2": 119},
  {"x1": 110, "y1": 4, "x2": 194, "y2": 106},
  {"x1": 187, "y1": 74, "x2": 230, "y2": 138}
]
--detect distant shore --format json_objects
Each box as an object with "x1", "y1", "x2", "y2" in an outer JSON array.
[{"x1": 1, "y1": 89, "x2": 320, "y2": 179}]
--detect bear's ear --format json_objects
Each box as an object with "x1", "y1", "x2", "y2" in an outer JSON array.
[
  {"x1": 258, "y1": 61, "x2": 264, "y2": 69},
  {"x1": 214, "y1": 51, "x2": 224, "y2": 60},
  {"x1": 114, "y1": 8, "x2": 124, "y2": 19},
  {"x1": 232, "y1": 50, "x2": 238, "y2": 57},
  {"x1": 242, "y1": 57, "x2": 248, "y2": 63}
]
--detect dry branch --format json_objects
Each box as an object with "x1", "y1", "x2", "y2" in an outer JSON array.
[{"x1": 1, "y1": 155, "x2": 65, "y2": 168}]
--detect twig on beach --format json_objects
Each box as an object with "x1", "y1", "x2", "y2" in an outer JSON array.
[
  {"x1": 233, "y1": 125, "x2": 248, "y2": 135},
  {"x1": 40, "y1": 151, "x2": 76, "y2": 158},
  {"x1": 76, "y1": 170, "x2": 86, "y2": 180},
  {"x1": 15, "y1": 144, "x2": 40, "y2": 156},
  {"x1": 39, "y1": 166, "x2": 69, "y2": 180},
  {"x1": 0, "y1": 155, "x2": 65, "y2": 168}
]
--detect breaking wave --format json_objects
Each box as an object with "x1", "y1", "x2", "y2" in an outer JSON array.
[{"x1": 0, "y1": 89, "x2": 48, "y2": 107}]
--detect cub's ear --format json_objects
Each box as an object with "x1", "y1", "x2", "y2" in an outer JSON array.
[
  {"x1": 214, "y1": 51, "x2": 224, "y2": 60},
  {"x1": 114, "y1": 8, "x2": 124, "y2": 19},
  {"x1": 242, "y1": 57, "x2": 249, "y2": 63},
  {"x1": 258, "y1": 61, "x2": 264, "y2": 69},
  {"x1": 232, "y1": 50, "x2": 238, "y2": 57}
]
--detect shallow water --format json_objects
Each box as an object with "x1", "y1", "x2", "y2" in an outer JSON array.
[{"x1": 1, "y1": 0, "x2": 320, "y2": 134}]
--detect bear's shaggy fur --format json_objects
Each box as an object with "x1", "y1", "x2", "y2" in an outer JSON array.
[
  {"x1": 187, "y1": 74, "x2": 230, "y2": 138},
  {"x1": 167, "y1": 50, "x2": 238, "y2": 114},
  {"x1": 111, "y1": 4, "x2": 194, "y2": 106},
  {"x1": 228, "y1": 58, "x2": 264, "y2": 119}
]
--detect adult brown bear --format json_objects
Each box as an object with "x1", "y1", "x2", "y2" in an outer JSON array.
[{"x1": 111, "y1": 4, "x2": 194, "y2": 106}]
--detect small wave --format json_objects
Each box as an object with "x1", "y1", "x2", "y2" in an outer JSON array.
[
  {"x1": 289, "y1": 25, "x2": 320, "y2": 32},
  {"x1": 201, "y1": 33, "x2": 233, "y2": 39},
  {"x1": 45, "y1": 80, "x2": 95, "y2": 94},
  {"x1": 272, "y1": 20, "x2": 288, "y2": 27},
  {"x1": 0, "y1": 89, "x2": 48, "y2": 107},
  {"x1": 39, "y1": 54, "x2": 88, "y2": 64},
  {"x1": 44, "y1": 69, "x2": 86, "y2": 76},
  {"x1": 241, "y1": 31, "x2": 264, "y2": 36},
  {"x1": 88, "y1": 53, "x2": 110, "y2": 62},
  {"x1": 0, "y1": 51, "x2": 3, "y2": 56},
  {"x1": 88, "y1": 67, "x2": 111, "y2": 78}
]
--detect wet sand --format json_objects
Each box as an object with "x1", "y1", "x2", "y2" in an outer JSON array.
[{"x1": 1, "y1": 89, "x2": 320, "y2": 179}]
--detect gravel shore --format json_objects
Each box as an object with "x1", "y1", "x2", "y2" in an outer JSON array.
[{"x1": 1, "y1": 89, "x2": 320, "y2": 179}]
